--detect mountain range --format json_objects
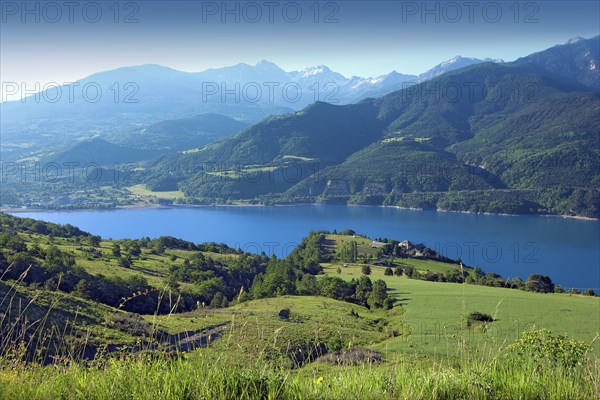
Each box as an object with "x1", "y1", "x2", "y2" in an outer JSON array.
[
  {"x1": 1, "y1": 36, "x2": 599, "y2": 218},
  {"x1": 141, "y1": 36, "x2": 599, "y2": 217},
  {"x1": 0, "y1": 54, "x2": 499, "y2": 161}
]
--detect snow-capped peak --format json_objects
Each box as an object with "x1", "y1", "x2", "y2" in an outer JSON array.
[
  {"x1": 441, "y1": 56, "x2": 463, "y2": 66},
  {"x1": 483, "y1": 58, "x2": 504, "y2": 63},
  {"x1": 300, "y1": 65, "x2": 332, "y2": 77}
]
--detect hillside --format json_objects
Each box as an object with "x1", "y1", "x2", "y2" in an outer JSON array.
[
  {"x1": 142, "y1": 101, "x2": 385, "y2": 196},
  {"x1": 142, "y1": 37, "x2": 600, "y2": 217},
  {"x1": 515, "y1": 36, "x2": 600, "y2": 90},
  {"x1": 109, "y1": 113, "x2": 248, "y2": 153},
  {"x1": 1, "y1": 214, "x2": 598, "y2": 398},
  {"x1": 43, "y1": 138, "x2": 162, "y2": 166},
  {"x1": 1, "y1": 214, "x2": 597, "y2": 356}
]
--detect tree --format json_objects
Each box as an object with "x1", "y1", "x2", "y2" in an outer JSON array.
[
  {"x1": 340, "y1": 241, "x2": 358, "y2": 263},
  {"x1": 367, "y1": 280, "x2": 388, "y2": 309},
  {"x1": 44, "y1": 245, "x2": 75, "y2": 273},
  {"x1": 86, "y1": 235, "x2": 101, "y2": 247},
  {"x1": 394, "y1": 267, "x2": 403, "y2": 276},
  {"x1": 32, "y1": 221, "x2": 49, "y2": 234},
  {"x1": 319, "y1": 276, "x2": 355, "y2": 301},
  {"x1": 211, "y1": 292, "x2": 224, "y2": 308},
  {"x1": 382, "y1": 297, "x2": 395, "y2": 310},
  {"x1": 302, "y1": 259, "x2": 322, "y2": 275},
  {"x1": 554, "y1": 285, "x2": 565, "y2": 293},
  {"x1": 525, "y1": 274, "x2": 555, "y2": 293},
  {"x1": 466, "y1": 267, "x2": 484, "y2": 284},
  {"x1": 0, "y1": 233, "x2": 27, "y2": 253},
  {"x1": 154, "y1": 242, "x2": 166, "y2": 254},
  {"x1": 583, "y1": 288, "x2": 596, "y2": 296},
  {"x1": 444, "y1": 269, "x2": 463, "y2": 283},
  {"x1": 296, "y1": 274, "x2": 320, "y2": 295},
  {"x1": 260, "y1": 261, "x2": 296, "y2": 297},
  {"x1": 112, "y1": 243, "x2": 121, "y2": 258},
  {"x1": 250, "y1": 274, "x2": 266, "y2": 299},
  {"x1": 197, "y1": 277, "x2": 226, "y2": 302},
  {"x1": 354, "y1": 276, "x2": 372, "y2": 306},
  {"x1": 511, "y1": 277, "x2": 525, "y2": 290},
  {"x1": 119, "y1": 256, "x2": 132, "y2": 268},
  {"x1": 384, "y1": 267, "x2": 393, "y2": 276},
  {"x1": 129, "y1": 245, "x2": 141, "y2": 257},
  {"x1": 361, "y1": 265, "x2": 371, "y2": 275}
]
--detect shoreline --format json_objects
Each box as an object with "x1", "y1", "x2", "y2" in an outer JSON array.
[{"x1": 2, "y1": 202, "x2": 598, "y2": 221}]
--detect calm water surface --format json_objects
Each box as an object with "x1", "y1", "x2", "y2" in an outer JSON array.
[{"x1": 11, "y1": 205, "x2": 600, "y2": 290}]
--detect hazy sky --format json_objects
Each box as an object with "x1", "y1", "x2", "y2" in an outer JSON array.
[{"x1": 1, "y1": 0, "x2": 599, "y2": 89}]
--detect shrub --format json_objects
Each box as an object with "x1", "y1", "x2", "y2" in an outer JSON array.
[
  {"x1": 278, "y1": 308, "x2": 290, "y2": 320},
  {"x1": 467, "y1": 311, "x2": 494, "y2": 328},
  {"x1": 525, "y1": 274, "x2": 555, "y2": 293},
  {"x1": 506, "y1": 328, "x2": 591, "y2": 370},
  {"x1": 211, "y1": 292, "x2": 226, "y2": 308},
  {"x1": 404, "y1": 266, "x2": 415, "y2": 278},
  {"x1": 367, "y1": 280, "x2": 388, "y2": 309},
  {"x1": 119, "y1": 256, "x2": 132, "y2": 268},
  {"x1": 382, "y1": 297, "x2": 395, "y2": 310},
  {"x1": 112, "y1": 244, "x2": 121, "y2": 257},
  {"x1": 361, "y1": 265, "x2": 371, "y2": 275}
]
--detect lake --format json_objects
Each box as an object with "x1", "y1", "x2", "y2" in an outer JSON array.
[{"x1": 10, "y1": 205, "x2": 600, "y2": 291}]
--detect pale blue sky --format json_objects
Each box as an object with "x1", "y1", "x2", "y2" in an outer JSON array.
[{"x1": 1, "y1": 1, "x2": 598, "y2": 89}]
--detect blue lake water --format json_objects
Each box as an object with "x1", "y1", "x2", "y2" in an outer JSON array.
[{"x1": 11, "y1": 205, "x2": 600, "y2": 291}]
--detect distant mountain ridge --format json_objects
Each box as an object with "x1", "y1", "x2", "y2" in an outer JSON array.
[
  {"x1": 42, "y1": 138, "x2": 161, "y2": 166},
  {"x1": 514, "y1": 36, "x2": 599, "y2": 89},
  {"x1": 0, "y1": 53, "x2": 504, "y2": 161},
  {"x1": 43, "y1": 114, "x2": 248, "y2": 166},
  {"x1": 142, "y1": 36, "x2": 600, "y2": 218},
  {"x1": 109, "y1": 114, "x2": 248, "y2": 153}
]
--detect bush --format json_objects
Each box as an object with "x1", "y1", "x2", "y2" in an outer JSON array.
[
  {"x1": 278, "y1": 308, "x2": 290, "y2": 320},
  {"x1": 525, "y1": 274, "x2": 555, "y2": 293},
  {"x1": 361, "y1": 265, "x2": 371, "y2": 275},
  {"x1": 467, "y1": 311, "x2": 494, "y2": 328},
  {"x1": 382, "y1": 297, "x2": 395, "y2": 310},
  {"x1": 506, "y1": 329, "x2": 591, "y2": 370},
  {"x1": 582, "y1": 288, "x2": 596, "y2": 296},
  {"x1": 119, "y1": 256, "x2": 132, "y2": 268}
]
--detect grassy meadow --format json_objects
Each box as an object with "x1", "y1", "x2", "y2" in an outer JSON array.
[
  {"x1": 323, "y1": 262, "x2": 600, "y2": 357},
  {"x1": 1, "y1": 224, "x2": 598, "y2": 399}
]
